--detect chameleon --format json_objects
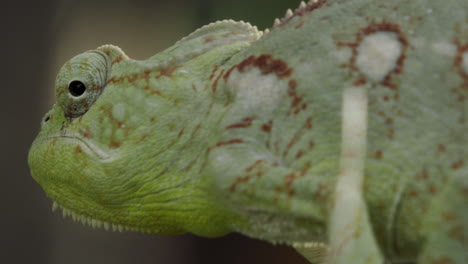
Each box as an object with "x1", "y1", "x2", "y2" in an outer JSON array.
[{"x1": 28, "y1": 0, "x2": 467, "y2": 263}]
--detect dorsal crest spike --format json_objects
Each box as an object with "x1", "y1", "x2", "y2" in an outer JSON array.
[
  {"x1": 299, "y1": 1, "x2": 307, "y2": 9},
  {"x1": 285, "y1": 9, "x2": 294, "y2": 19},
  {"x1": 145, "y1": 19, "x2": 262, "y2": 71},
  {"x1": 273, "y1": 18, "x2": 281, "y2": 27}
]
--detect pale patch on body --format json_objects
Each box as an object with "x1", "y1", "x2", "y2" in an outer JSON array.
[
  {"x1": 431, "y1": 41, "x2": 457, "y2": 57},
  {"x1": 356, "y1": 32, "x2": 402, "y2": 81},
  {"x1": 227, "y1": 68, "x2": 285, "y2": 114},
  {"x1": 332, "y1": 46, "x2": 352, "y2": 65},
  {"x1": 112, "y1": 102, "x2": 127, "y2": 123}
]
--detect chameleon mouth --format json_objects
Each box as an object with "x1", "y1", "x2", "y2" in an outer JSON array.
[
  {"x1": 35, "y1": 135, "x2": 111, "y2": 160},
  {"x1": 51, "y1": 200, "x2": 151, "y2": 233}
]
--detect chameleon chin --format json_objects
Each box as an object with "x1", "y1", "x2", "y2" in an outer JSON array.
[{"x1": 29, "y1": 0, "x2": 467, "y2": 263}]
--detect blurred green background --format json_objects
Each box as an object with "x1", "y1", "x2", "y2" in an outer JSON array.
[{"x1": 2, "y1": 0, "x2": 310, "y2": 263}]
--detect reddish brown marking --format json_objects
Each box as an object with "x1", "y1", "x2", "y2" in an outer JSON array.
[
  {"x1": 275, "y1": 0, "x2": 327, "y2": 28},
  {"x1": 454, "y1": 41, "x2": 468, "y2": 79},
  {"x1": 421, "y1": 168, "x2": 429, "y2": 180},
  {"x1": 215, "y1": 139, "x2": 244, "y2": 147},
  {"x1": 81, "y1": 128, "x2": 93, "y2": 139},
  {"x1": 353, "y1": 78, "x2": 367, "y2": 86},
  {"x1": 178, "y1": 128, "x2": 185, "y2": 138},
  {"x1": 451, "y1": 160, "x2": 464, "y2": 170},
  {"x1": 110, "y1": 140, "x2": 121, "y2": 148},
  {"x1": 385, "y1": 118, "x2": 394, "y2": 126},
  {"x1": 190, "y1": 124, "x2": 201, "y2": 137},
  {"x1": 453, "y1": 40, "x2": 468, "y2": 102},
  {"x1": 262, "y1": 120, "x2": 273, "y2": 133},
  {"x1": 226, "y1": 117, "x2": 255, "y2": 129},
  {"x1": 112, "y1": 56, "x2": 123, "y2": 65},
  {"x1": 284, "y1": 173, "x2": 297, "y2": 188},
  {"x1": 230, "y1": 175, "x2": 252, "y2": 192},
  {"x1": 295, "y1": 150, "x2": 304, "y2": 159},
  {"x1": 305, "y1": 117, "x2": 313, "y2": 129},
  {"x1": 287, "y1": 80, "x2": 306, "y2": 115},
  {"x1": 284, "y1": 133, "x2": 301, "y2": 157},
  {"x1": 245, "y1": 159, "x2": 266, "y2": 172},
  {"x1": 294, "y1": 21, "x2": 304, "y2": 29},
  {"x1": 222, "y1": 31, "x2": 238, "y2": 38},
  {"x1": 408, "y1": 190, "x2": 418, "y2": 197},
  {"x1": 209, "y1": 66, "x2": 218, "y2": 80},
  {"x1": 204, "y1": 36, "x2": 214, "y2": 43},
  {"x1": 75, "y1": 146, "x2": 82, "y2": 153},
  {"x1": 224, "y1": 55, "x2": 293, "y2": 81},
  {"x1": 156, "y1": 65, "x2": 180, "y2": 79},
  {"x1": 449, "y1": 225, "x2": 465, "y2": 242},
  {"x1": 150, "y1": 90, "x2": 162, "y2": 97},
  {"x1": 236, "y1": 175, "x2": 251, "y2": 183},
  {"x1": 309, "y1": 141, "x2": 315, "y2": 149},
  {"x1": 428, "y1": 184, "x2": 437, "y2": 194},
  {"x1": 300, "y1": 161, "x2": 312, "y2": 176},
  {"x1": 212, "y1": 69, "x2": 225, "y2": 93},
  {"x1": 141, "y1": 69, "x2": 152, "y2": 84},
  {"x1": 374, "y1": 150, "x2": 383, "y2": 160}
]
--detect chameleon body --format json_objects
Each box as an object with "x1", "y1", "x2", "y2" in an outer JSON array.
[{"x1": 28, "y1": 0, "x2": 467, "y2": 263}]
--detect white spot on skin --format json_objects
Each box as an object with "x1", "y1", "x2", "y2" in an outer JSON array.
[
  {"x1": 227, "y1": 68, "x2": 285, "y2": 114},
  {"x1": 431, "y1": 41, "x2": 457, "y2": 57},
  {"x1": 356, "y1": 32, "x2": 402, "y2": 82},
  {"x1": 112, "y1": 102, "x2": 126, "y2": 123},
  {"x1": 462, "y1": 51, "x2": 468, "y2": 75},
  {"x1": 332, "y1": 46, "x2": 352, "y2": 65}
]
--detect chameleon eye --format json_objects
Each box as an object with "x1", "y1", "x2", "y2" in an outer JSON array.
[
  {"x1": 55, "y1": 51, "x2": 110, "y2": 118},
  {"x1": 68, "y1": 80, "x2": 87, "y2": 97}
]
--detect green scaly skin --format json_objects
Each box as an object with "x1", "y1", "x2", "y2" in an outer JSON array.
[{"x1": 29, "y1": 0, "x2": 467, "y2": 263}]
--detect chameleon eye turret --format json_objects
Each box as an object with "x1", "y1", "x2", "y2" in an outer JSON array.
[{"x1": 55, "y1": 51, "x2": 110, "y2": 118}]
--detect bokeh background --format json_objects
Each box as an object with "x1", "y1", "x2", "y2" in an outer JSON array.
[{"x1": 2, "y1": 0, "x2": 310, "y2": 263}]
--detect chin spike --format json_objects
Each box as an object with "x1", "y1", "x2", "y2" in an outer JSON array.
[{"x1": 52, "y1": 201, "x2": 58, "y2": 212}]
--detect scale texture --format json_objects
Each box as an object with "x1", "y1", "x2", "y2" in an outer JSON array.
[{"x1": 29, "y1": 0, "x2": 467, "y2": 263}]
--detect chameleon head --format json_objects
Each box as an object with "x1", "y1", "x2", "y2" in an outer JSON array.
[
  {"x1": 28, "y1": 45, "x2": 147, "y2": 232},
  {"x1": 28, "y1": 44, "x2": 235, "y2": 235}
]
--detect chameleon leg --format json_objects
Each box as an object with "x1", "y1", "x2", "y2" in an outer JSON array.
[
  {"x1": 417, "y1": 168, "x2": 468, "y2": 264},
  {"x1": 327, "y1": 86, "x2": 384, "y2": 264}
]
